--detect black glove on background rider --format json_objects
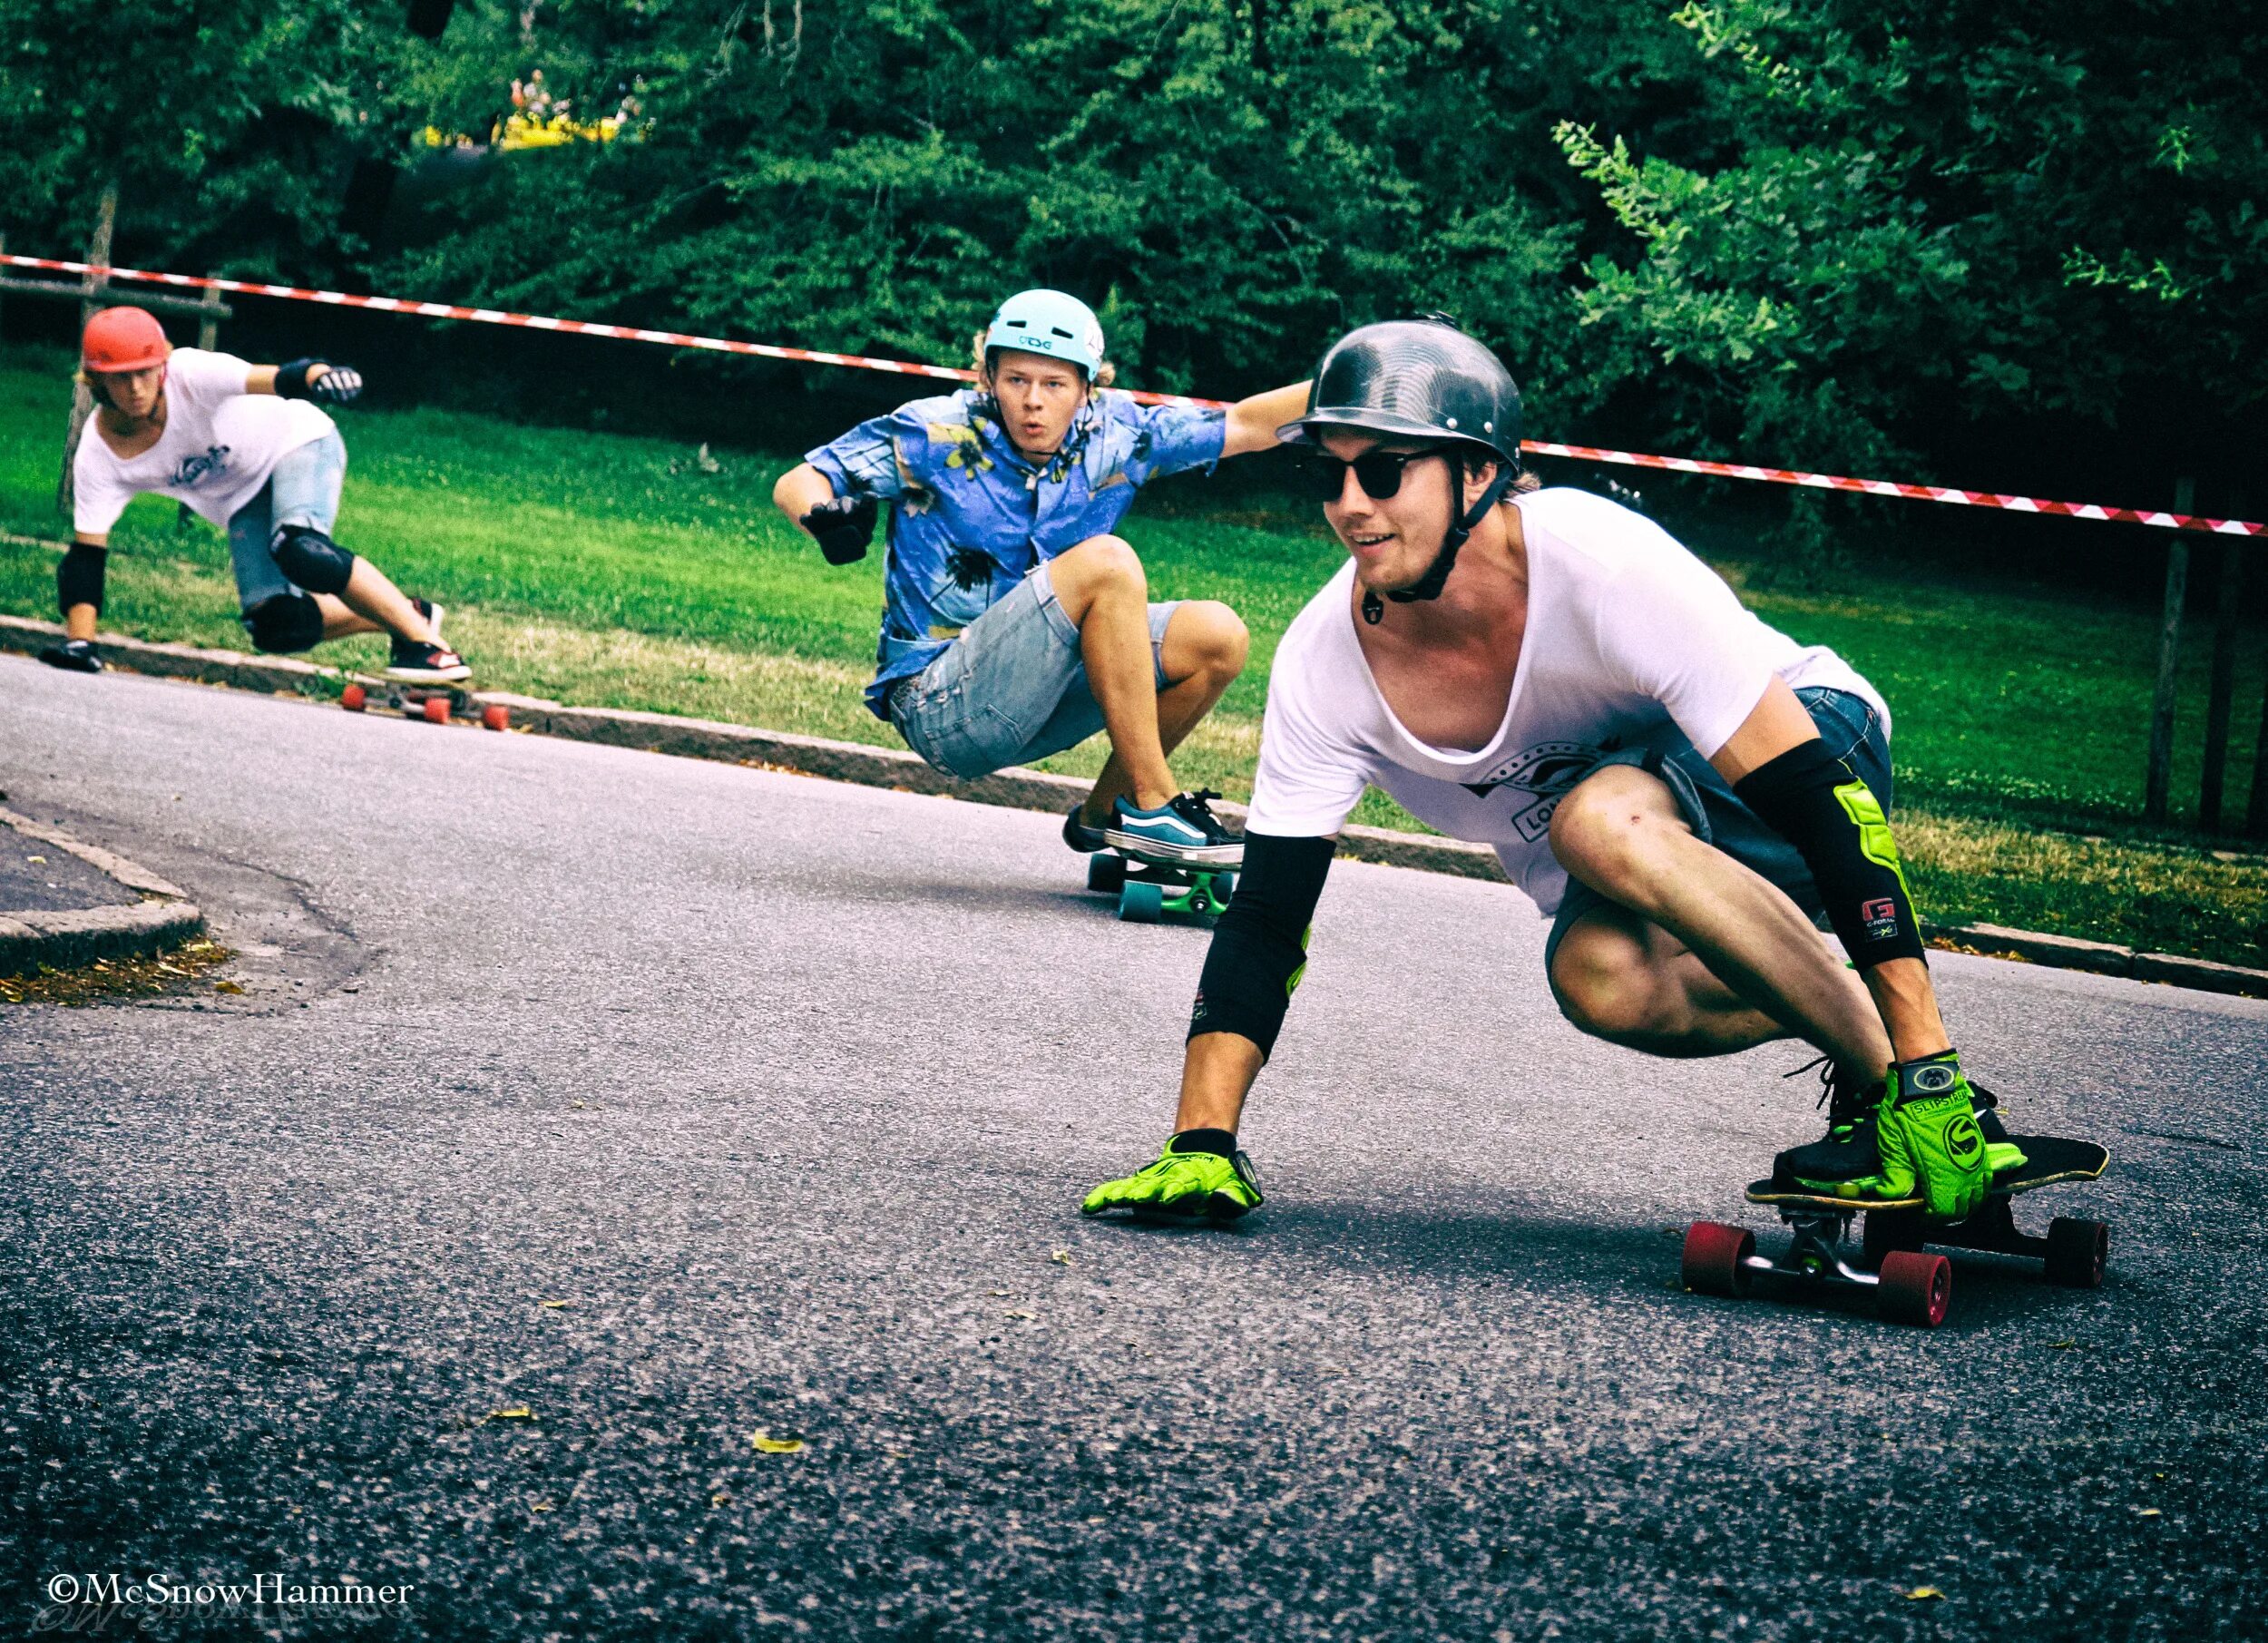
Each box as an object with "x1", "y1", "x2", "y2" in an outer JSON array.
[{"x1": 276, "y1": 358, "x2": 364, "y2": 406}]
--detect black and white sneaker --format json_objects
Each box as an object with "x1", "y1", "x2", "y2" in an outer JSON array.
[
  {"x1": 38, "y1": 638, "x2": 104, "y2": 673},
  {"x1": 1063, "y1": 802, "x2": 1109, "y2": 854},
  {"x1": 1103, "y1": 789, "x2": 1243, "y2": 868},
  {"x1": 386, "y1": 601, "x2": 469, "y2": 683}
]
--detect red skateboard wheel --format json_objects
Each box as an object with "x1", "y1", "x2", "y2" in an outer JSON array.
[
  {"x1": 422, "y1": 695, "x2": 451, "y2": 726},
  {"x1": 2043, "y1": 1217, "x2": 2109, "y2": 1289},
  {"x1": 1681, "y1": 1220, "x2": 1754, "y2": 1298},
  {"x1": 1876, "y1": 1249, "x2": 1951, "y2": 1327},
  {"x1": 341, "y1": 683, "x2": 367, "y2": 711},
  {"x1": 481, "y1": 703, "x2": 510, "y2": 732}
]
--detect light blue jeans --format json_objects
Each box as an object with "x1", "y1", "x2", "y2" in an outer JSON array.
[
  {"x1": 226, "y1": 434, "x2": 347, "y2": 611},
  {"x1": 889, "y1": 561, "x2": 1178, "y2": 779}
]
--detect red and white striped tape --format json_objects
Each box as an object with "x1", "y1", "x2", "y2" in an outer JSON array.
[{"x1": 15, "y1": 252, "x2": 2261, "y2": 538}]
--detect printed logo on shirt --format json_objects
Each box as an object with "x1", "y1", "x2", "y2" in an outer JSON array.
[
  {"x1": 170, "y1": 445, "x2": 232, "y2": 489},
  {"x1": 1861, "y1": 896, "x2": 1901, "y2": 943},
  {"x1": 1459, "y1": 739, "x2": 1620, "y2": 842}
]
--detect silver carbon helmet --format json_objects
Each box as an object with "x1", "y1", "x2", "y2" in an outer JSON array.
[{"x1": 1278, "y1": 317, "x2": 1523, "y2": 611}]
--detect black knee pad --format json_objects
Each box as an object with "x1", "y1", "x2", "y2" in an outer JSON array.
[
  {"x1": 57, "y1": 543, "x2": 108, "y2": 614},
  {"x1": 243, "y1": 592, "x2": 325, "y2": 654},
  {"x1": 271, "y1": 524, "x2": 355, "y2": 595}
]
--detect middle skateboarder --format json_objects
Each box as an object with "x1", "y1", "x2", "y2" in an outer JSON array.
[{"x1": 772, "y1": 289, "x2": 1308, "y2": 869}]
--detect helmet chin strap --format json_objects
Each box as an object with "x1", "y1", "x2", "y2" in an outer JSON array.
[{"x1": 1360, "y1": 452, "x2": 1517, "y2": 624}]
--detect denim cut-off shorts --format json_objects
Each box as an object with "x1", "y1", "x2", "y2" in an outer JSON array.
[
  {"x1": 226, "y1": 433, "x2": 347, "y2": 613},
  {"x1": 1542, "y1": 686, "x2": 1893, "y2": 980},
  {"x1": 890, "y1": 561, "x2": 1179, "y2": 780}
]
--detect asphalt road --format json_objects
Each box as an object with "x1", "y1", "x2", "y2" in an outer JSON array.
[{"x1": 4, "y1": 652, "x2": 2264, "y2": 1642}]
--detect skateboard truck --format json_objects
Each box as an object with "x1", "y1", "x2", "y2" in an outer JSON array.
[{"x1": 1682, "y1": 1136, "x2": 2110, "y2": 1328}]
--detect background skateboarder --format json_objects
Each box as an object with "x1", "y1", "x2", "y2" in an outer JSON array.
[
  {"x1": 1083, "y1": 318, "x2": 2025, "y2": 1222},
  {"x1": 45, "y1": 306, "x2": 465, "y2": 685},
  {"x1": 772, "y1": 289, "x2": 1307, "y2": 868}
]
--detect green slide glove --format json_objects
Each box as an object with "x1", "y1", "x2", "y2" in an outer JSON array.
[
  {"x1": 1080, "y1": 1137, "x2": 1263, "y2": 1222},
  {"x1": 1875, "y1": 1051, "x2": 1993, "y2": 1219}
]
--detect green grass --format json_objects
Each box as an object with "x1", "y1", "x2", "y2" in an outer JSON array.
[{"x1": 5, "y1": 343, "x2": 2262, "y2": 966}]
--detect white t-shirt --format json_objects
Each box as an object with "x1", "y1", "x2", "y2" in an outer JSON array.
[
  {"x1": 1246, "y1": 487, "x2": 1889, "y2": 915},
  {"x1": 72, "y1": 348, "x2": 336, "y2": 534}
]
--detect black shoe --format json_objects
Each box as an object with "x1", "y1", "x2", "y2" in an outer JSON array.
[
  {"x1": 1063, "y1": 803, "x2": 1109, "y2": 854},
  {"x1": 1773, "y1": 1058, "x2": 2013, "y2": 1189},
  {"x1": 1773, "y1": 1057, "x2": 1888, "y2": 1189},
  {"x1": 384, "y1": 639, "x2": 470, "y2": 684},
  {"x1": 38, "y1": 638, "x2": 104, "y2": 673}
]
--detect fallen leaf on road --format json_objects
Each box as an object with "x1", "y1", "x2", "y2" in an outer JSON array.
[
  {"x1": 529, "y1": 1501, "x2": 554, "y2": 1512},
  {"x1": 1051, "y1": 1249, "x2": 1072, "y2": 1265},
  {"x1": 213, "y1": 980, "x2": 245, "y2": 995},
  {"x1": 25, "y1": 856, "x2": 45, "y2": 865},
  {"x1": 1902, "y1": 1588, "x2": 1944, "y2": 1601},
  {"x1": 1005, "y1": 1309, "x2": 1036, "y2": 1320},
  {"x1": 2137, "y1": 1508, "x2": 2163, "y2": 1518},
  {"x1": 750, "y1": 1430, "x2": 806, "y2": 1454},
  {"x1": 487, "y1": 1405, "x2": 534, "y2": 1421},
  {"x1": 989, "y1": 1289, "x2": 1012, "y2": 1297},
  {"x1": 539, "y1": 1299, "x2": 572, "y2": 1309},
  {"x1": 711, "y1": 1491, "x2": 731, "y2": 1507}
]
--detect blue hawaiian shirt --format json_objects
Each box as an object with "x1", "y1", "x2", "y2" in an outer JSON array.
[{"x1": 805, "y1": 387, "x2": 1227, "y2": 717}]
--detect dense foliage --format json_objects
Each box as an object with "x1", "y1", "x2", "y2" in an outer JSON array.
[{"x1": 5, "y1": 0, "x2": 2259, "y2": 504}]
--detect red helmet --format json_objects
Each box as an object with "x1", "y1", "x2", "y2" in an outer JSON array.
[{"x1": 81, "y1": 307, "x2": 171, "y2": 373}]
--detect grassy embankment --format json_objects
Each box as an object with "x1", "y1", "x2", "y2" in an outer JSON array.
[{"x1": 4, "y1": 344, "x2": 2261, "y2": 965}]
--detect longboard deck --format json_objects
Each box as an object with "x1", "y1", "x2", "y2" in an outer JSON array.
[{"x1": 1745, "y1": 1134, "x2": 2107, "y2": 1211}]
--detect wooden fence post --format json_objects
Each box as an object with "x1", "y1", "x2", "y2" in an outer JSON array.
[
  {"x1": 179, "y1": 282, "x2": 228, "y2": 533},
  {"x1": 56, "y1": 183, "x2": 119, "y2": 520},
  {"x1": 2249, "y1": 664, "x2": 2268, "y2": 839},
  {"x1": 2199, "y1": 504, "x2": 2244, "y2": 834},
  {"x1": 2143, "y1": 476, "x2": 2195, "y2": 826}
]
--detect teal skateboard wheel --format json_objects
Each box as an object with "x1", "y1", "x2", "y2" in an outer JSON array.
[
  {"x1": 1119, "y1": 881, "x2": 1165, "y2": 923},
  {"x1": 1088, "y1": 853, "x2": 1128, "y2": 894}
]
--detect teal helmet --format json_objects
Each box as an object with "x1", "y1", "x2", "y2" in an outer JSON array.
[{"x1": 983, "y1": 289, "x2": 1107, "y2": 381}]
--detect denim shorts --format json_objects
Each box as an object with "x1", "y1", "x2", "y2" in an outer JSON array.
[
  {"x1": 890, "y1": 561, "x2": 1179, "y2": 779},
  {"x1": 226, "y1": 434, "x2": 347, "y2": 612},
  {"x1": 1542, "y1": 685, "x2": 1893, "y2": 978}
]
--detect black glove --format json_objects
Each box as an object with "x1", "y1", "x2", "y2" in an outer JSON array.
[
  {"x1": 38, "y1": 639, "x2": 104, "y2": 673},
  {"x1": 277, "y1": 358, "x2": 364, "y2": 405},
  {"x1": 800, "y1": 494, "x2": 877, "y2": 565}
]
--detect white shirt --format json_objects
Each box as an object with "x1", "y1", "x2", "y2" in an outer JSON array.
[
  {"x1": 72, "y1": 348, "x2": 336, "y2": 533},
  {"x1": 1246, "y1": 487, "x2": 1888, "y2": 915}
]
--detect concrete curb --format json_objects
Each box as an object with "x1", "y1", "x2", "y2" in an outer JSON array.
[
  {"x1": 6, "y1": 615, "x2": 2263, "y2": 997},
  {"x1": 0, "y1": 804, "x2": 204, "y2": 979}
]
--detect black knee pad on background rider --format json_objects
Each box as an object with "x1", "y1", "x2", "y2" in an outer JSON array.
[
  {"x1": 244, "y1": 592, "x2": 325, "y2": 654},
  {"x1": 57, "y1": 543, "x2": 108, "y2": 613},
  {"x1": 270, "y1": 525, "x2": 355, "y2": 595}
]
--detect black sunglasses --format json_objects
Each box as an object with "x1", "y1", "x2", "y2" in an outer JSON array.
[{"x1": 1302, "y1": 448, "x2": 1442, "y2": 502}]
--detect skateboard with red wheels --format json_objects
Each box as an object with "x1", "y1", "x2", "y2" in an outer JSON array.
[
  {"x1": 1681, "y1": 1136, "x2": 2109, "y2": 1327},
  {"x1": 339, "y1": 676, "x2": 510, "y2": 732},
  {"x1": 1083, "y1": 850, "x2": 1236, "y2": 924}
]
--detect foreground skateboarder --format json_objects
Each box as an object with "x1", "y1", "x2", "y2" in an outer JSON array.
[
  {"x1": 773, "y1": 289, "x2": 1307, "y2": 869},
  {"x1": 44, "y1": 306, "x2": 465, "y2": 683},
  {"x1": 1083, "y1": 318, "x2": 2025, "y2": 1221}
]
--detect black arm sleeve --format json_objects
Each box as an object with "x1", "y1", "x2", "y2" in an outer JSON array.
[
  {"x1": 1187, "y1": 832, "x2": 1335, "y2": 1061},
  {"x1": 1733, "y1": 738, "x2": 1925, "y2": 970}
]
